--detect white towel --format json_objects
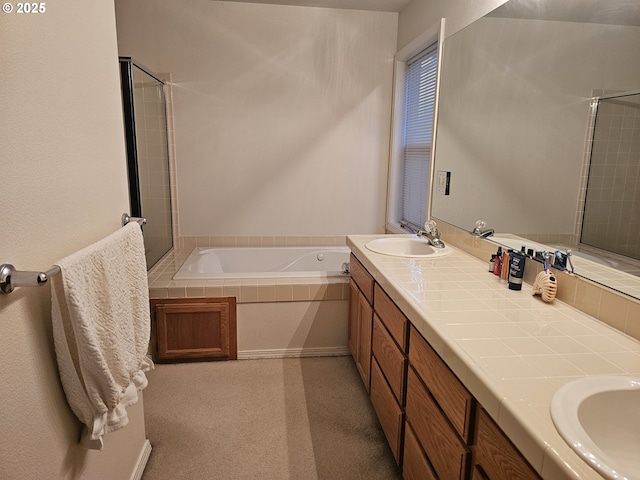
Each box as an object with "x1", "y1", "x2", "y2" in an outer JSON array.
[{"x1": 51, "y1": 222, "x2": 154, "y2": 450}]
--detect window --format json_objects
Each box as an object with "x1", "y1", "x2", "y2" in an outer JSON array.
[{"x1": 401, "y1": 44, "x2": 439, "y2": 231}]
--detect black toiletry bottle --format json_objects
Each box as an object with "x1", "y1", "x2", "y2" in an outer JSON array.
[{"x1": 508, "y1": 251, "x2": 526, "y2": 290}]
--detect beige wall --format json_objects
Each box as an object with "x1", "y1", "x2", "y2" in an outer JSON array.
[
  {"x1": 114, "y1": 0, "x2": 398, "y2": 237},
  {"x1": 0, "y1": 1, "x2": 148, "y2": 478}
]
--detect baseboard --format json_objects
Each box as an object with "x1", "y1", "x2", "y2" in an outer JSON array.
[
  {"x1": 130, "y1": 439, "x2": 152, "y2": 480},
  {"x1": 238, "y1": 346, "x2": 350, "y2": 360}
]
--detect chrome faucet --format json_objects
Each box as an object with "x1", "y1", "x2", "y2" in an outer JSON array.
[
  {"x1": 471, "y1": 220, "x2": 494, "y2": 238},
  {"x1": 417, "y1": 220, "x2": 446, "y2": 248}
]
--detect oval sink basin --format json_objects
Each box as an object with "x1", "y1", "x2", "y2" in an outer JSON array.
[
  {"x1": 550, "y1": 375, "x2": 640, "y2": 480},
  {"x1": 365, "y1": 237, "x2": 453, "y2": 258}
]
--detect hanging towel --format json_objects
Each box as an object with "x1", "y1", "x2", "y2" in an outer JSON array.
[{"x1": 51, "y1": 222, "x2": 154, "y2": 450}]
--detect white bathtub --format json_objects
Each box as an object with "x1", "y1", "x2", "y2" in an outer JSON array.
[
  {"x1": 173, "y1": 246, "x2": 351, "y2": 280},
  {"x1": 171, "y1": 245, "x2": 352, "y2": 359}
]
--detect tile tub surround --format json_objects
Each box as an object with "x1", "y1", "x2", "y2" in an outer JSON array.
[{"x1": 346, "y1": 234, "x2": 640, "y2": 480}]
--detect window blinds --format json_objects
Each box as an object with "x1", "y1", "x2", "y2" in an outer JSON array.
[{"x1": 401, "y1": 44, "x2": 438, "y2": 231}]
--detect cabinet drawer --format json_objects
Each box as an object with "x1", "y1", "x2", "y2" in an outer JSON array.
[
  {"x1": 370, "y1": 357, "x2": 403, "y2": 464},
  {"x1": 350, "y1": 254, "x2": 374, "y2": 304},
  {"x1": 409, "y1": 324, "x2": 474, "y2": 441},
  {"x1": 406, "y1": 367, "x2": 470, "y2": 480},
  {"x1": 474, "y1": 407, "x2": 541, "y2": 480},
  {"x1": 403, "y1": 423, "x2": 437, "y2": 480},
  {"x1": 372, "y1": 314, "x2": 406, "y2": 404},
  {"x1": 374, "y1": 283, "x2": 407, "y2": 351}
]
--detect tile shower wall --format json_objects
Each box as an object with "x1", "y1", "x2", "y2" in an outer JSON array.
[
  {"x1": 582, "y1": 92, "x2": 640, "y2": 261},
  {"x1": 132, "y1": 67, "x2": 174, "y2": 267}
]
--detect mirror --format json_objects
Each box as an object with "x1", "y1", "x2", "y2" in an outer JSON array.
[{"x1": 432, "y1": 0, "x2": 640, "y2": 299}]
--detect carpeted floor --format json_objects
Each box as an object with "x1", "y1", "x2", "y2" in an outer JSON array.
[{"x1": 141, "y1": 356, "x2": 402, "y2": 480}]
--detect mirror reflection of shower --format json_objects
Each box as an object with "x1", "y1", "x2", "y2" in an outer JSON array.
[
  {"x1": 581, "y1": 90, "x2": 640, "y2": 275},
  {"x1": 119, "y1": 57, "x2": 174, "y2": 269}
]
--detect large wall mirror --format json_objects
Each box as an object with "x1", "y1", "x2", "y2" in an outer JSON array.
[{"x1": 432, "y1": 0, "x2": 640, "y2": 300}]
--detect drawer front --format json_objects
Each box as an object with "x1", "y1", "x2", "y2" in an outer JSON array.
[
  {"x1": 372, "y1": 314, "x2": 406, "y2": 404},
  {"x1": 374, "y1": 283, "x2": 407, "y2": 351},
  {"x1": 370, "y1": 357, "x2": 403, "y2": 464},
  {"x1": 474, "y1": 408, "x2": 541, "y2": 480},
  {"x1": 409, "y1": 324, "x2": 474, "y2": 441},
  {"x1": 403, "y1": 423, "x2": 437, "y2": 480},
  {"x1": 350, "y1": 254, "x2": 374, "y2": 304},
  {"x1": 406, "y1": 367, "x2": 470, "y2": 480}
]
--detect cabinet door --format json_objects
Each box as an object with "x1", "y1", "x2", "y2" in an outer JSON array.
[
  {"x1": 151, "y1": 297, "x2": 237, "y2": 363},
  {"x1": 370, "y1": 358, "x2": 403, "y2": 464},
  {"x1": 355, "y1": 292, "x2": 373, "y2": 391},
  {"x1": 372, "y1": 314, "x2": 406, "y2": 404},
  {"x1": 473, "y1": 408, "x2": 541, "y2": 480},
  {"x1": 406, "y1": 367, "x2": 470, "y2": 480},
  {"x1": 348, "y1": 279, "x2": 359, "y2": 359}
]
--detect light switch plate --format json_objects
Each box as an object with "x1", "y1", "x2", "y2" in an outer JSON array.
[{"x1": 437, "y1": 171, "x2": 451, "y2": 195}]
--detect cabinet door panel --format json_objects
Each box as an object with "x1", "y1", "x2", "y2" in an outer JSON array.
[
  {"x1": 372, "y1": 314, "x2": 406, "y2": 404},
  {"x1": 152, "y1": 297, "x2": 237, "y2": 362},
  {"x1": 348, "y1": 279, "x2": 359, "y2": 359},
  {"x1": 409, "y1": 324, "x2": 474, "y2": 441},
  {"x1": 370, "y1": 358, "x2": 403, "y2": 464},
  {"x1": 350, "y1": 254, "x2": 374, "y2": 303},
  {"x1": 406, "y1": 367, "x2": 470, "y2": 480},
  {"x1": 403, "y1": 423, "x2": 437, "y2": 480},
  {"x1": 356, "y1": 293, "x2": 373, "y2": 391},
  {"x1": 374, "y1": 283, "x2": 408, "y2": 351},
  {"x1": 474, "y1": 408, "x2": 541, "y2": 480}
]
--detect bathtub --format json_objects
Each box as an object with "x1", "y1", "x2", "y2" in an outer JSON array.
[
  {"x1": 173, "y1": 246, "x2": 351, "y2": 280},
  {"x1": 170, "y1": 245, "x2": 352, "y2": 359}
]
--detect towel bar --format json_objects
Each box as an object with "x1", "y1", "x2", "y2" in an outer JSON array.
[{"x1": 1, "y1": 213, "x2": 147, "y2": 294}]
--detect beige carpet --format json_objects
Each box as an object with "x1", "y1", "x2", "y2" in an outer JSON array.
[{"x1": 141, "y1": 356, "x2": 402, "y2": 480}]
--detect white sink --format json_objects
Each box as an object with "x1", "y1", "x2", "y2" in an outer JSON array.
[
  {"x1": 365, "y1": 237, "x2": 453, "y2": 258},
  {"x1": 550, "y1": 375, "x2": 640, "y2": 480}
]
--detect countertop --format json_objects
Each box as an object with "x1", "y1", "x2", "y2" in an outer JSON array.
[{"x1": 347, "y1": 234, "x2": 640, "y2": 480}]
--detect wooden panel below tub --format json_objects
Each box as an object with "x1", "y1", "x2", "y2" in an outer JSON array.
[{"x1": 150, "y1": 297, "x2": 237, "y2": 363}]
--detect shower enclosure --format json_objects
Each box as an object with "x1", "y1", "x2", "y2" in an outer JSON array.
[
  {"x1": 582, "y1": 91, "x2": 640, "y2": 264},
  {"x1": 119, "y1": 57, "x2": 173, "y2": 269}
]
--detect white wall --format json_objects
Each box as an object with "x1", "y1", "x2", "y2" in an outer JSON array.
[
  {"x1": 397, "y1": 0, "x2": 508, "y2": 48},
  {"x1": 114, "y1": 0, "x2": 398, "y2": 237},
  {"x1": 0, "y1": 1, "x2": 148, "y2": 478}
]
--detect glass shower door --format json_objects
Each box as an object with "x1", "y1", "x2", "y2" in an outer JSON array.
[{"x1": 120, "y1": 58, "x2": 173, "y2": 269}]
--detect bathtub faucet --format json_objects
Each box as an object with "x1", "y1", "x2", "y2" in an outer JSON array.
[{"x1": 417, "y1": 220, "x2": 445, "y2": 248}]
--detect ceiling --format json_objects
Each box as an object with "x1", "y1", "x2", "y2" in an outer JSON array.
[{"x1": 211, "y1": 0, "x2": 411, "y2": 13}]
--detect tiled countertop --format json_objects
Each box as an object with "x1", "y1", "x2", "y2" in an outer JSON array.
[{"x1": 347, "y1": 234, "x2": 640, "y2": 480}]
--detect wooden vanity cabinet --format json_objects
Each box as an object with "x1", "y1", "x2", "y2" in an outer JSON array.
[
  {"x1": 348, "y1": 253, "x2": 542, "y2": 480},
  {"x1": 472, "y1": 407, "x2": 541, "y2": 480},
  {"x1": 348, "y1": 254, "x2": 374, "y2": 391}
]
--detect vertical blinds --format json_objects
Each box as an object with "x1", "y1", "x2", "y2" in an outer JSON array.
[{"x1": 401, "y1": 43, "x2": 438, "y2": 230}]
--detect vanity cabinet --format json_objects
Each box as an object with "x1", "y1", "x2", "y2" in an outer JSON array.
[
  {"x1": 348, "y1": 254, "x2": 374, "y2": 391},
  {"x1": 370, "y1": 284, "x2": 409, "y2": 463},
  {"x1": 472, "y1": 407, "x2": 541, "y2": 480},
  {"x1": 349, "y1": 252, "x2": 542, "y2": 480}
]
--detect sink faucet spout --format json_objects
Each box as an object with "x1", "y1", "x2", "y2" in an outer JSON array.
[{"x1": 417, "y1": 220, "x2": 445, "y2": 248}]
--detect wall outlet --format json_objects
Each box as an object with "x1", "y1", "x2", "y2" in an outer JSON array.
[{"x1": 437, "y1": 171, "x2": 451, "y2": 195}]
